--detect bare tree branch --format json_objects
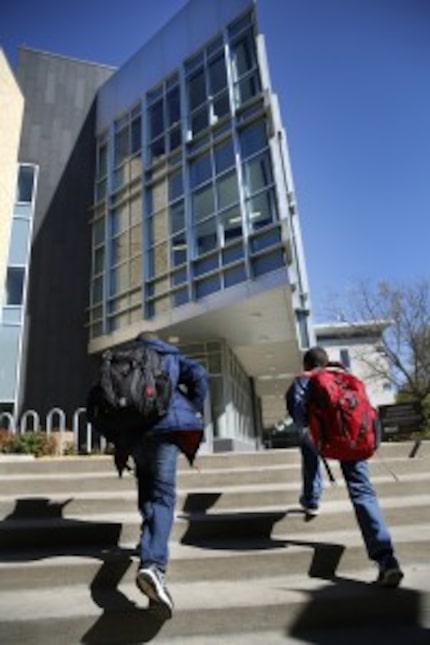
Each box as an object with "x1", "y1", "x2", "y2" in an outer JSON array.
[{"x1": 323, "y1": 279, "x2": 430, "y2": 406}]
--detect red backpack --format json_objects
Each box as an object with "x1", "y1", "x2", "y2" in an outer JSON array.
[{"x1": 307, "y1": 364, "x2": 379, "y2": 461}]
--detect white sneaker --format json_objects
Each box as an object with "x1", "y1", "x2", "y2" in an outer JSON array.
[
  {"x1": 299, "y1": 497, "x2": 320, "y2": 517},
  {"x1": 136, "y1": 565, "x2": 174, "y2": 617}
]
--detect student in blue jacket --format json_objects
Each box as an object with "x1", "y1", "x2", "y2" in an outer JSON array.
[
  {"x1": 286, "y1": 346, "x2": 404, "y2": 588},
  {"x1": 118, "y1": 333, "x2": 208, "y2": 617}
]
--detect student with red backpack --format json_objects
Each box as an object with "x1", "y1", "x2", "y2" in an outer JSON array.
[{"x1": 286, "y1": 346, "x2": 404, "y2": 587}]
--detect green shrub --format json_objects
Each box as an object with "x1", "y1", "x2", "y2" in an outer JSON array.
[{"x1": 0, "y1": 430, "x2": 57, "y2": 457}]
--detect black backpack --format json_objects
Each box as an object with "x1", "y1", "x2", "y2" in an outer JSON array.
[{"x1": 86, "y1": 342, "x2": 173, "y2": 440}]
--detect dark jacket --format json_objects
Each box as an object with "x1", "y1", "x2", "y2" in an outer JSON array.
[
  {"x1": 142, "y1": 338, "x2": 208, "y2": 434},
  {"x1": 286, "y1": 375, "x2": 311, "y2": 429},
  {"x1": 120, "y1": 338, "x2": 208, "y2": 465}
]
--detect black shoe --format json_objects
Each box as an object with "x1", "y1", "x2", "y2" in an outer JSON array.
[
  {"x1": 376, "y1": 555, "x2": 404, "y2": 588},
  {"x1": 136, "y1": 564, "x2": 174, "y2": 617}
]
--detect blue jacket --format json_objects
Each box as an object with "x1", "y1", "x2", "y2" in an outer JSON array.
[
  {"x1": 142, "y1": 338, "x2": 208, "y2": 434},
  {"x1": 286, "y1": 375, "x2": 311, "y2": 429}
]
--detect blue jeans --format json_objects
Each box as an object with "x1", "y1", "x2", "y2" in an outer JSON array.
[
  {"x1": 300, "y1": 431, "x2": 394, "y2": 564},
  {"x1": 131, "y1": 436, "x2": 178, "y2": 572}
]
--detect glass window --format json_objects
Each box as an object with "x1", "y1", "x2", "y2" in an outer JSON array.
[
  {"x1": 5, "y1": 268, "x2": 25, "y2": 305},
  {"x1": 194, "y1": 254, "x2": 218, "y2": 276},
  {"x1": 109, "y1": 263, "x2": 129, "y2": 295},
  {"x1": 169, "y1": 171, "x2": 183, "y2": 201},
  {"x1": 149, "y1": 99, "x2": 164, "y2": 140},
  {"x1": 231, "y1": 34, "x2": 255, "y2": 78},
  {"x1": 94, "y1": 247, "x2": 104, "y2": 274},
  {"x1": 152, "y1": 242, "x2": 168, "y2": 276},
  {"x1": 225, "y1": 264, "x2": 246, "y2": 288},
  {"x1": 252, "y1": 249, "x2": 285, "y2": 277},
  {"x1": 130, "y1": 225, "x2": 141, "y2": 256},
  {"x1": 171, "y1": 267, "x2": 187, "y2": 286},
  {"x1": 94, "y1": 218, "x2": 105, "y2": 245},
  {"x1": 237, "y1": 71, "x2": 261, "y2": 105},
  {"x1": 171, "y1": 233, "x2": 187, "y2": 266},
  {"x1": 92, "y1": 276, "x2": 104, "y2": 304},
  {"x1": 190, "y1": 153, "x2": 212, "y2": 188},
  {"x1": 2, "y1": 307, "x2": 23, "y2": 324},
  {"x1": 191, "y1": 106, "x2": 209, "y2": 135},
  {"x1": 167, "y1": 86, "x2": 180, "y2": 126},
  {"x1": 195, "y1": 217, "x2": 218, "y2": 255},
  {"x1": 213, "y1": 92, "x2": 230, "y2": 119},
  {"x1": 110, "y1": 204, "x2": 128, "y2": 236},
  {"x1": 130, "y1": 196, "x2": 142, "y2": 225},
  {"x1": 173, "y1": 288, "x2": 189, "y2": 307},
  {"x1": 208, "y1": 54, "x2": 227, "y2": 95},
  {"x1": 192, "y1": 185, "x2": 215, "y2": 222},
  {"x1": 153, "y1": 295, "x2": 170, "y2": 316},
  {"x1": 188, "y1": 69, "x2": 206, "y2": 111},
  {"x1": 150, "y1": 181, "x2": 168, "y2": 213},
  {"x1": 150, "y1": 137, "x2": 165, "y2": 162},
  {"x1": 195, "y1": 274, "x2": 221, "y2": 299},
  {"x1": 151, "y1": 275, "x2": 169, "y2": 296},
  {"x1": 131, "y1": 116, "x2": 142, "y2": 153},
  {"x1": 114, "y1": 127, "x2": 129, "y2": 167},
  {"x1": 97, "y1": 142, "x2": 108, "y2": 178},
  {"x1": 111, "y1": 232, "x2": 129, "y2": 265},
  {"x1": 247, "y1": 190, "x2": 277, "y2": 230},
  {"x1": 250, "y1": 227, "x2": 281, "y2": 253},
  {"x1": 130, "y1": 257, "x2": 142, "y2": 288},
  {"x1": 170, "y1": 201, "x2": 185, "y2": 234},
  {"x1": 130, "y1": 154, "x2": 141, "y2": 181},
  {"x1": 13, "y1": 203, "x2": 32, "y2": 218},
  {"x1": 244, "y1": 151, "x2": 273, "y2": 194},
  {"x1": 96, "y1": 178, "x2": 107, "y2": 201},
  {"x1": 113, "y1": 164, "x2": 128, "y2": 191},
  {"x1": 214, "y1": 139, "x2": 235, "y2": 174},
  {"x1": 169, "y1": 126, "x2": 181, "y2": 151},
  {"x1": 216, "y1": 172, "x2": 239, "y2": 210},
  {"x1": 222, "y1": 242, "x2": 244, "y2": 264},
  {"x1": 16, "y1": 166, "x2": 35, "y2": 203},
  {"x1": 152, "y1": 210, "x2": 169, "y2": 243},
  {"x1": 220, "y1": 206, "x2": 242, "y2": 243},
  {"x1": 8, "y1": 219, "x2": 30, "y2": 265},
  {"x1": 240, "y1": 121, "x2": 267, "y2": 159}
]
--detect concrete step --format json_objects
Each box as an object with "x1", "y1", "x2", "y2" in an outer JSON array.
[
  {"x1": 1, "y1": 473, "x2": 427, "y2": 517},
  {"x1": 0, "y1": 440, "x2": 427, "y2": 475},
  {"x1": 0, "y1": 565, "x2": 428, "y2": 644},
  {"x1": 0, "y1": 443, "x2": 428, "y2": 643},
  {"x1": 0, "y1": 524, "x2": 428, "y2": 591},
  {"x1": 0, "y1": 452, "x2": 427, "y2": 496},
  {"x1": 0, "y1": 493, "x2": 428, "y2": 551}
]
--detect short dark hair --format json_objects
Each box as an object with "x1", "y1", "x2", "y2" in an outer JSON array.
[{"x1": 303, "y1": 346, "x2": 329, "y2": 370}]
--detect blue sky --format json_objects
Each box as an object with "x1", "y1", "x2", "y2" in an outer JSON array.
[{"x1": 1, "y1": 0, "x2": 429, "y2": 320}]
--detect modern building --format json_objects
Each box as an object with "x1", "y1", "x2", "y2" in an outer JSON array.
[
  {"x1": 314, "y1": 321, "x2": 395, "y2": 407},
  {"x1": 1, "y1": 0, "x2": 315, "y2": 451}
]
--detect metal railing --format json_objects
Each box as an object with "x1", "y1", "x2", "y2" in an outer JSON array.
[{"x1": 0, "y1": 407, "x2": 105, "y2": 455}]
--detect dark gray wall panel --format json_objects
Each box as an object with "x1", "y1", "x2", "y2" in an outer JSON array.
[{"x1": 16, "y1": 49, "x2": 114, "y2": 422}]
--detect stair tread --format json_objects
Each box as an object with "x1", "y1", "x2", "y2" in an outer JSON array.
[{"x1": 0, "y1": 564, "x2": 428, "y2": 622}]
